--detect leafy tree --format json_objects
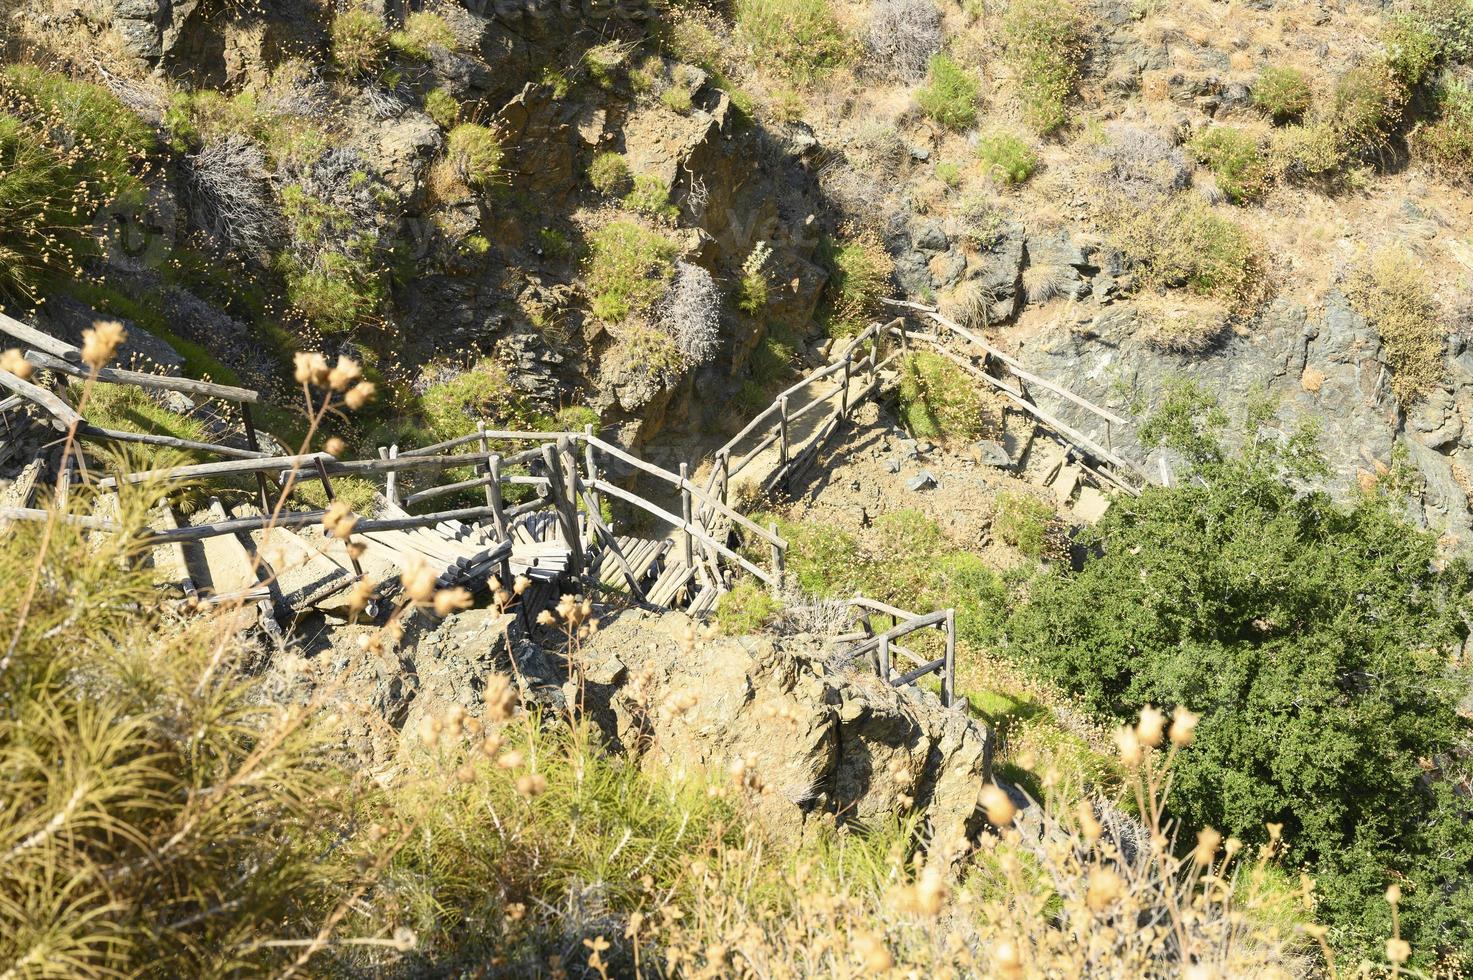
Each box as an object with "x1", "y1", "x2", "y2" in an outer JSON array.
[{"x1": 1007, "y1": 383, "x2": 1473, "y2": 965}]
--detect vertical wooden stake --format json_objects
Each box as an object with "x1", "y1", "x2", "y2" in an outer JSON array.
[
  {"x1": 314, "y1": 456, "x2": 363, "y2": 580},
  {"x1": 880, "y1": 632, "x2": 891, "y2": 685},
  {"x1": 778, "y1": 395, "x2": 789, "y2": 466},
  {"x1": 840, "y1": 352, "x2": 852, "y2": 420},
  {"x1": 679, "y1": 462, "x2": 693, "y2": 569},
  {"x1": 385, "y1": 444, "x2": 400, "y2": 508},
  {"x1": 583, "y1": 423, "x2": 602, "y2": 532},
  {"x1": 486, "y1": 455, "x2": 507, "y2": 539},
  {"x1": 944, "y1": 608, "x2": 956, "y2": 709},
  {"x1": 477, "y1": 420, "x2": 495, "y2": 509},
  {"x1": 240, "y1": 401, "x2": 270, "y2": 512},
  {"x1": 769, "y1": 522, "x2": 784, "y2": 595},
  {"x1": 719, "y1": 450, "x2": 730, "y2": 508}
]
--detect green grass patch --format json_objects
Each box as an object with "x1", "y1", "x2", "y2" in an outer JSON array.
[
  {"x1": 895, "y1": 351, "x2": 997, "y2": 443},
  {"x1": 584, "y1": 221, "x2": 678, "y2": 323},
  {"x1": 1346, "y1": 249, "x2": 1445, "y2": 406},
  {"x1": 715, "y1": 581, "x2": 784, "y2": 635},
  {"x1": 1188, "y1": 126, "x2": 1275, "y2": 203},
  {"x1": 916, "y1": 55, "x2": 979, "y2": 130},
  {"x1": 1000, "y1": 0, "x2": 1088, "y2": 133},
  {"x1": 623, "y1": 174, "x2": 679, "y2": 220},
  {"x1": 1254, "y1": 66, "x2": 1312, "y2": 123},
  {"x1": 734, "y1": 0, "x2": 850, "y2": 83},
  {"x1": 819, "y1": 229, "x2": 894, "y2": 337},
  {"x1": 1103, "y1": 194, "x2": 1266, "y2": 310},
  {"x1": 976, "y1": 130, "x2": 1038, "y2": 184}
]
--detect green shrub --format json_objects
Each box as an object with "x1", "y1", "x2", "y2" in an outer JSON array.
[
  {"x1": 1001, "y1": 0, "x2": 1088, "y2": 133},
  {"x1": 1104, "y1": 195, "x2": 1266, "y2": 309},
  {"x1": 418, "y1": 359, "x2": 536, "y2": 440},
  {"x1": 588, "y1": 152, "x2": 632, "y2": 195},
  {"x1": 276, "y1": 184, "x2": 386, "y2": 334},
  {"x1": 584, "y1": 220, "x2": 678, "y2": 322},
  {"x1": 660, "y1": 85, "x2": 694, "y2": 113},
  {"x1": 1346, "y1": 249, "x2": 1445, "y2": 405},
  {"x1": 446, "y1": 123, "x2": 503, "y2": 188},
  {"x1": 916, "y1": 55, "x2": 979, "y2": 130},
  {"x1": 734, "y1": 0, "x2": 850, "y2": 82},
  {"x1": 389, "y1": 10, "x2": 458, "y2": 59},
  {"x1": 0, "y1": 67, "x2": 149, "y2": 302},
  {"x1": 993, "y1": 491, "x2": 1060, "y2": 559},
  {"x1": 820, "y1": 229, "x2": 895, "y2": 336},
  {"x1": 1188, "y1": 126, "x2": 1275, "y2": 203},
  {"x1": 935, "y1": 161, "x2": 962, "y2": 187},
  {"x1": 331, "y1": 7, "x2": 389, "y2": 76},
  {"x1": 1410, "y1": 81, "x2": 1473, "y2": 181},
  {"x1": 424, "y1": 87, "x2": 460, "y2": 128},
  {"x1": 1327, "y1": 61, "x2": 1407, "y2": 155},
  {"x1": 1270, "y1": 122, "x2": 1347, "y2": 180},
  {"x1": 1253, "y1": 66, "x2": 1312, "y2": 122},
  {"x1": 1384, "y1": 10, "x2": 1443, "y2": 87},
  {"x1": 976, "y1": 131, "x2": 1038, "y2": 184},
  {"x1": 716, "y1": 580, "x2": 783, "y2": 634},
  {"x1": 1006, "y1": 390, "x2": 1473, "y2": 966},
  {"x1": 623, "y1": 174, "x2": 679, "y2": 220},
  {"x1": 537, "y1": 227, "x2": 572, "y2": 258},
  {"x1": 895, "y1": 351, "x2": 998, "y2": 443}
]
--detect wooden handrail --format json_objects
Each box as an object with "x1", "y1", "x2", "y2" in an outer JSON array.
[
  {"x1": 79, "y1": 423, "x2": 268, "y2": 460},
  {"x1": 0, "y1": 312, "x2": 80, "y2": 362},
  {"x1": 98, "y1": 452, "x2": 332, "y2": 488},
  {"x1": 0, "y1": 506, "x2": 121, "y2": 531},
  {"x1": 398, "y1": 428, "x2": 582, "y2": 457},
  {"x1": 25, "y1": 349, "x2": 260, "y2": 404},
  {"x1": 881, "y1": 298, "x2": 1130, "y2": 427},
  {"x1": 0, "y1": 366, "x2": 81, "y2": 429},
  {"x1": 592, "y1": 478, "x2": 778, "y2": 587}
]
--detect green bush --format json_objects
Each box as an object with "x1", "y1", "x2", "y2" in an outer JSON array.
[
  {"x1": 734, "y1": 0, "x2": 850, "y2": 83},
  {"x1": 916, "y1": 55, "x2": 979, "y2": 130},
  {"x1": 1006, "y1": 388, "x2": 1473, "y2": 966},
  {"x1": 389, "y1": 10, "x2": 458, "y2": 60},
  {"x1": 895, "y1": 351, "x2": 997, "y2": 443},
  {"x1": 660, "y1": 85, "x2": 694, "y2": 113},
  {"x1": 331, "y1": 7, "x2": 389, "y2": 76},
  {"x1": 1346, "y1": 249, "x2": 1445, "y2": 406},
  {"x1": 276, "y1": 183, "x2": 386, "y2": 334},
  {"x1": 1001, "y1": 0, "x2": 1088, "y2": 133},
  {"x1": 1384, "y1": 10, "x2": 1444, "y2": 87},
  {"x1": 584, "y1": 220, "x2": 678, "y2": 322},
  {"x1": 446, "y1": 123, "x2": 503, "y2": 188},
  {"x1": 1327, "y1": 61, "x2": 1408, "y2": 155},
  {"x1": 1253, "y1": 66, "x2": 1312, "y2": 122},
  {"x1": 424, "y1": 87, "x2": 460, "y2": 128},
  {"x1": 1104, "y1": 195, "x2": 1266, "y2": 309},
  {"x1": 418, "y1": 359, "x2": 535, "y2": 440},
  {"x1": 624, "y1": 174, "x2": 679, "y2": 220},
  {"x1": 820, "y1": 229, "x2": 895, "y2": 336},
  {"x1": 588, "y1": 152, "x2": 632, "y2": 195},
  {"x1": 1270, "y1": 122, "x2": 1347, "y2": 180},
  {"x1": 0, "y1": 67, "x2": 149, "y2": 302},
  {"x1": 716, "y1": 581, "x2": 784, "y2": 634},
  {"x1": 976, "y1": 131, "x2": 1038, "y2": 184},
  {"x1": 1411, "y1": 81, "x2": 1473, "y2": 181},
  {"x1": 1188, "y1": 126, "x2": 1275, "y2": 203},
  {"x1": 993, "y1": 491, "x2": 1060, "y2": 559}
]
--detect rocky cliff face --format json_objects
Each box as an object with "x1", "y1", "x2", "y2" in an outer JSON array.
[{"x1": 580, "y1": 610, "x2": 994, "y2": 857}]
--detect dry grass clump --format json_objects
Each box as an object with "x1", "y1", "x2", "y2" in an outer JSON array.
[
  {"x1": 1133, "y1": 292, "x2": 1229, "y2": 354},
  {"x1": 865, "y1": 0, "x2": 943, "y2": 82},
  {"x1": 1347, "y1": 248, "x2": 1446, "y2": 405},
  {"x1": 1102, "y1": 194, "x2": 1269, "y2": 313}
]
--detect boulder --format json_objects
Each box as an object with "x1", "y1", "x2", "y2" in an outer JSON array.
[{"x1": 584, "y1": 611, "x2": 994, "y2": 856}]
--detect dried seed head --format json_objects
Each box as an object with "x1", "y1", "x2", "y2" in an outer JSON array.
[
  {"x1": 913, "y1": 865, "x2": 947, "y2": 916},
  {"x1": 347, "y1": 578, "x2": 375, "y2": 615},
  {"x1": 1076, "y1": 799, "x2": 1103, "y2": 845},
  {"x1": 979, "y1": 783, "x2": 1017, "y2": 827},
  {"x1": 327, "y1": 355, "x2": 362, "y2": 391},
  {"x1": 1183, "y1": 965, "x2": 1219, "y2": 980},
  {"x1": 516, "y1": 772, "x2": 547, "y2": 797},
  {"x1": 81, "y1": 320, "x2": 126, "y2": 369},
  {"x1": 323, "y1": 500, "x2": 356, "y2": 537},
  {"x1": 1135, "y1": 704, "x2": 1165, "y2": 748},
  {"x1": 851, "y1": 930, "x2": 893, "y2": 971},
  {"x1": 433, "y1": 586, "x2": 473, "y2": 617},
  {"x1": 294, "y1": 351, "x2": 329, "y2": 386},
  {"x1": 1114, "y1": 726, "x2": 1143, "y2": 766},
  {"x1": 1193, "y1": 827, "x2": 1223, "y2": 866},
  {"x1": 347, "y1": 541, "x2": 367, "y2": 561},
  {"x1": 416, "y1": 713, "x2": 441, "y2": 747},
  {"x1": 1385, "y1": 883, "x2": 1402, "y2": 905},
  {"x1": 0, "y1": 348, "x2": 32, "y2": 380},
  {"x1": 1266, "y1": 821, "x2": 1283, "y2": 841},
  {"x1": 514, "y1": 575, "x2": 531, "y2": 595},
  {"x1": 536, "y1": 609, "x2": 556, "y2": 626},
  {"x1": 401, "y1": 558, "x2": 437, "y2": 604},
  {"x1": 992, "y1": 940, "x2": 1023, "y2": 979},
  {"x1": 456, "y1": 763, "x2": 477, "y2": 784},
  {"x1": 1086, "y1": 867, "x2": 1124, "y2": 912},
  {"x1": 497, "y1": 749, "x2": 524, "y2": 769},
  {"x1": 479, "y1": 734, "x2": 503, "y2": 757},
  {"x1": 1170, "y1": 705, "x2": 1200, "y2": 747},
  {"x1": 324, "y1": 436, "x2": 347, "y2": 456},
  {"x1": 1386, "y1": 939, "x2": 1411, "y2": 965},
  {"x1": 344, "y1": 380, "x2": 376, "y2": 410},
  {"x1": 484, "y1": 673, "x2": 516, "y2": 722}
]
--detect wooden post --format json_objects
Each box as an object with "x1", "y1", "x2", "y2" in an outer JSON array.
[
  {"x1": 778, "y1": 395, "x2": 789, "y2": 466},
  {"x1": 679, "y1": 462, "x2": 693, "y2": 569},
  {"x1": 240, "y1": 402, "x2": 271, "y2": 512},
  {"x1": 543, "y1": 441, "x2": 583, "y2": 575},
  {"x1": 557, "y1": 435, "x2": 587, "y2": 569},
  {"x1": 839, "y1": 351, "x2": 852, "y2": 420},
  {"x1": 384, "y1": 444, "x2": 400, "y2": 507},
  {"x1": 879, "y1": 632, "x2": 891, "y2": 684},
  {"x1": 477, "y1": 420, "x2": 495, "y2": 509},
  {"x1": 769, "y1": 522, "x2": 784, "y2": 595},
  {"x1": 943, "y1": 608, "x2": 956, "y2": 709},
  {"x1": 719, "y1": 450, "x2": 730, "y2": 507},
  {"x1": 583, "y1": 424, "x2": 603, "y2": 532},
  {"x1": 314, "y1": 456, "x2": 364, "y2": 580},
  {"x1": 486, "y1": 453, "x2": 510, "y2": 585}
]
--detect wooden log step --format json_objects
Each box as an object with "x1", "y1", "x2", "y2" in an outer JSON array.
[{"x1": 648, "y1": 561, "x2": 696, "y2": 608}]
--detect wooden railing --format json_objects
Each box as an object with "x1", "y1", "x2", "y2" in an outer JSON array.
[
  {"x1": 807, "y1": 595, "x2": 956, "y2": 707},
  {"x1": 879, "y1": 298, "x2": 1148, "y2": 494}
]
